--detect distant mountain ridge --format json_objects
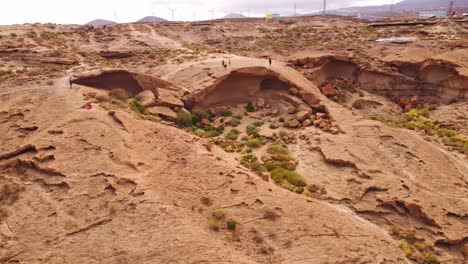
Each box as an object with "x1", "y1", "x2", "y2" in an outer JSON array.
[
  {"x1": 224, "y1": 13, "x2": 247, "y2": 19},
  {"x1": 136, "y1": 16, "x2": 167, "y2": 23},
  {"x1": 315, "y1": 0, "x2": 468, "y2": 18},
  {"x1": 86, "y1": 19, "x2": 116, "y2": 26}
]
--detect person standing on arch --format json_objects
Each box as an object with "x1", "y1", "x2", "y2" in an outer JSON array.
[{"x1": 268, "y1": 58, "x2": 272, "y2": 67}]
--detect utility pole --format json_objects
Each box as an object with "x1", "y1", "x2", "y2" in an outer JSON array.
[
  {"x1": 447, "y1": 1, "x2": 454, "y2": 17},
  {"x1": 114, "y1": 10, "x2": 118, "y2": 22},
  {"x1": 390, "y1": 0, "x2": 394, "y2": 16},
  {"x1": 322, "y1": 0, "x2": 327, "y2": 17},
  {"x1": 193, "y1": 11, "x2": 196, "y2": 22},
  {"x1": 169, "y1": 8, "x2": 175, "y2": 21},
  {"x1": 247, "y1": 8, "x2": 250, "y2": 18},
  {"x1": 209, "y1": 9, "x2": 214, "y2": 20},
  {"x1": 294, "y1": 3, "x2": 297, "y2": 17}
]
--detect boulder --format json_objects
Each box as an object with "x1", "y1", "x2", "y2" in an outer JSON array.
[
  {"x1": 321, "y1": 84, "x2": 339, "y2": 97},
  {"x1": 135, "y1": 90, "x2": 156, "y2": 107},
  {"x1": 303, "y1": 120, "x2": 312, "y2": 127},
  {"x1": 148, "y1": 106, "x2": 177, "y2": 121},
  {"x1": 256, "y1": 98, "x2": 266, "y2": 108},
  {"x1": 297, "y1": 104, "x2": 312, "y2": 114},
  {"x1": 295, "y1": 111, "x2": 310, "y2": 122},
  {"x1": 201, "y1": 119, "x2": 211, "y2": 126},
  {"x1": 157, "y1": 89, "x2": 184, "y2": 109},
  {"x1": 288, "y1": 119, "x2": 300, "y2": 128}
]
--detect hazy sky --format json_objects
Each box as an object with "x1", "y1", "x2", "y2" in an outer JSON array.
[{"x1": 0, "y1": 0, "x2": 403, "y2": 25}]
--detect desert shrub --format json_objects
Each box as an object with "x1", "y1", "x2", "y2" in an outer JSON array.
[
  {"x1": 210, "y1": 219, "x2": 221, "y2": 231},
  {"x1": 227, "y1": 219, "x2": 238, "y2": 230},
  {"x1": 246, "y1": 124, "x2": 257, "y2": 135},
  {"x1": 271, "y1": 153, "x2": 293, "y2": 162},
  {"x1": 219, "y1": 108, "x2": 232, "y2": 117},
  {"x1": 230, "y1": 118, "x2": 241, "y2": 127},
  {"x1": 26, "y1": 31, "x2": 37, "y2": 38},
  {"x1": 423, "y1": 255, "x2": 440, "y2": 264},
  {"x1": 142, "y1": 48, "x2": 151, "y2": 54},
  {"x1": 252, "y1": 120, "x2": 264, "y2": 127},
  {"x1": 128, "y1": 99, "x2": 148, "y2": 115},
  {"x1": 370, "y1": 108, "x2": 468, "y2": 153},
  {"x1": 46, "y1": 80, "x2": 54, "y2": 86},
  {"x1": 246, "y1": 138, "x2": 262, "y2": 148},
  {"x1": 269, "y1": 123, "x2": 279, "y2": 129},
  {"x1": 176, "y1": 110, "x2": 193, "y2": 127},
  {"x1": 399, "y1": 240, "x2": 413, "y2": 257},
  {"x1": 201, "y1": 126, "x2": 223, "y2": 138},
  {"x1": 191, "y1": 108, "x2": 210, "y2": 125},
  {"x1": 225, "y1": 129, "x2": 240, "y2": 140},
  {"x1": 267, "y1": 144, "x2": 287, "y2": 155},
  {"x1": 240, "y1": 154, "x2": 258, "y2": 164},
  {"x1": 246, "y1": 102, "x2": 256, "y2": 112},
  {"x1": 270, "y1": 168, "x2": 306, "y2": 187},
  {"x1": 264, "y1": 161, "x2": 280, "y2": 171},
  {"x1": 212, "y1": 209, "x2": 226, "y2": 220}
]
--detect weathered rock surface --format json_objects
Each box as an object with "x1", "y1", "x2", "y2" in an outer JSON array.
[{"x1": 148, "y1": 106, "x2": 177, "y2": 120}]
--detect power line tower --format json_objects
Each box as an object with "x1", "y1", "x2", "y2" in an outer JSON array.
[
  {"x1": 209, "y1": 9, "x2": 214, "y2": 20},
  {"x1": 294, "y1": 3, "x2": 297, "y2": 17},
  {"x1": 113, "y1": 10, "x2": 118, "y2": 22},
  {"x1": 169, "y1": 8, "x2": 175, "y2": 21},
  {"x1": 193, "y1": 11, "x2": 196, "y2": 22}
]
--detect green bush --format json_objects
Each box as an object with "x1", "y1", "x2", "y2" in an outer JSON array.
[
  {"x1": 128, "y1": 99, "x2": 148, "y2": 114},
  {"x1": 423, "y1": 255, "x2": 440, "y2": 264},
  {"x1": 227, "y1": 219, "x2": 238, "y2": 230},
  {"x1": 246, "y1": 102, "x2": 256, "y2": 112},
  {"x1": 264, "y1": 161, "x2": 280, "y2": 171},
  {"x1": 246, "y1": 124, "x2": 257, "y2": 136},
  {"x1": 246, "y1": 138, "x2": 262, "y2": 148},
  {"x1": 240, "y1": 154, "x2": 258, "y2": 164},
  {"x1": 270, "y1": 168, "x2": 306, "y2": 187},
  {"x1": 210, "y1": 219, "x2": 221, "y2": 231},
  {"x1": 267, "y1": 144, "x2": 287, "y2": 154},
  {"x1": 225, "y1": 129, "x2": 240, "y2": 140},
  {"x1": 230, "y1": 118, "x2": 241, "y2": 127},
  {"x1": 200, "y1": 126, "x2": 223, "y2": 138},
  {"x1": 220, "y1": 108, "x2": 232, "y2": 117},
  {"x1": 177, "y1": 110, "x2": 193, "y2": 127},
  {"x1": 212, "y1": 209, "x2": 226, "y2": 220},
  {"x1": 252, "y1": 120, "x2": 264, "y2": 127}
]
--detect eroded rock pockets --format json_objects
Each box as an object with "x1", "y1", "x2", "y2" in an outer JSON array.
[
  {"x1": 71, "y1": 68, "x2": 173, "y2": 98},
  {"x1": 291, "y1": 55, "x2": 468, "y2": 102},
  {"x1": 189, "y1": 67, "x2": 327, "y2": 114}
]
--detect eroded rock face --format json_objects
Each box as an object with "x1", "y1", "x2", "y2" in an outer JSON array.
[
  {"x1": 0, "y1": 87, "x2": 408, "y2": 264},
  {"x1": 135, "y1": 90, "x2": 156, "y2": 107},
  {"x1": 156, "y1": 89, "x2": 184, "y2": 109},
  {"x1": 148, "y1": 106, "x2": 177, "y2": 120},
  {"x1": 292, "y1": 54, "x2": 468, "y2": 102},
  {"x1": 72, "y1": 68, "x2": 174, "y2": 97}
]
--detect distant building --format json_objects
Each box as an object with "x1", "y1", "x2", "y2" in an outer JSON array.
[
  {"x1": 419, "y1": 11, "x2": 447, "y2": 19},
  {"x1": 266, "y1": 13, "x2": 281, "y2": 19}
]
